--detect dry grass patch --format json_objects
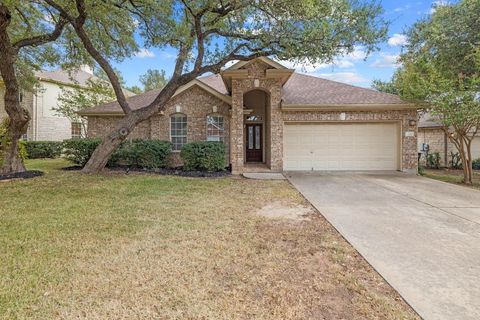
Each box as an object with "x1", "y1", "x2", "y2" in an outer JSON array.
[{"x1": 0, "y1": 159, "x2": 419, "y2": 319}]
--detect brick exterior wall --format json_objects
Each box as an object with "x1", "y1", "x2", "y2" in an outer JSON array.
[
  {"x1": 283, "y1": 110, "x2": 419, "y2": 172},
  {"x1": 87, "y1": 85, "x2": 230, "y2": 167},
  {"x1": 86, "y1": 61, "x2": 419, "y2": 173},
  {"x1": 417, "y1": 127, "x2": 462, "y2": 167},
  {"x1": 230, "y1": 61, "x2": 283, "y2": 173}
]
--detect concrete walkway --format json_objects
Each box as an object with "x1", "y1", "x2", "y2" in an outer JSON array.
[{"x1": 287, "y1": 171, "x2": 480, "y2": 320}]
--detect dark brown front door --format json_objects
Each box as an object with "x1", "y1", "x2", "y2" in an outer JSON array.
[{"x1": 246, "y1": 124, "x2": 262, "y2": 162}]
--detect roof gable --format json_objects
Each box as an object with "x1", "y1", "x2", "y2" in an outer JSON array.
[
  {"x1": 226, "y1": 57, "x2": 288, "y2": 71},
  {"x1": 79, "y1": 78, "x2": 231, "y2": 116}
]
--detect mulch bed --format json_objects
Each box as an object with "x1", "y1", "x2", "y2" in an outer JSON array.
[
  {"x1": 62, "y1": 165, "x2": 231, "y2": 178},
  {"x1": 0, "y1": 170, "x2": 44, "y2": 181}
]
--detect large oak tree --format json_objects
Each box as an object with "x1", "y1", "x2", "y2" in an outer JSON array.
[
  {"x1": 0, "y1": 0, "x2": 137, "y2": 174},
  {"x1": 13, "y1": 0, "x2": 388, "y2": 173}
]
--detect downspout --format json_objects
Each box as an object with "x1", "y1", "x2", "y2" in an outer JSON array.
[
  {"x1": 444, "y1": 130, "x2": 448, "y2": 167},
  {"x1": 33, "y1": 92, "x2": 38, "y2": 141}
]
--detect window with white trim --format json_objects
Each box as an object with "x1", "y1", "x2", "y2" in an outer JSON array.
[
  {"x1": 206, "y1": 115, "x2": 224, "y2": 142},
  {"x1": 71, "y1": 122, "x2": 82, "y2": 139},
  {"x1": 170, "y1": 114, "x2": 187, "y2": 151}
]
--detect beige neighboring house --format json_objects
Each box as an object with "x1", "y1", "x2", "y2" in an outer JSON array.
[
  {"x1": 418, "y1": 113, "x2": 480, "y2": 167},
  {"x1": 0, "y1": 66, "x2": 133, "y2": 141},
  {"x1": 80, "y1": 57, "x2": 419, "y2": 174}
]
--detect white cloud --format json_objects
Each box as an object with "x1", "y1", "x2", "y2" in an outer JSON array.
[
  {"x1": 314, "y1": 72, "x2": 367, "y2": 84},
  {"x1": 429, "y1": 0, "x2": 449, "y2": 14},
  {"x1": 276, "y1": 46, "x2": 366, "y2": 73},
  {"x1": 135, "y1": 48, "x2": 155, "y2": 58},
  {"x1": 388, "y1": 34, "x2": 408, "y2": 47},
  {"x1": 393, "y1": 4, "x2": 411, "y2": 12},
  {"x1": 370, "y1": 54, "x2": 400, "y2": 68}
]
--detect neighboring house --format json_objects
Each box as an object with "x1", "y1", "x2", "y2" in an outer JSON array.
[
  {"x1": 79, "y1": 57, "x2": 419, "y2": 174},
  {"x1": 0, "y1": 66, "x2": 133, "y2": 141},
  {"x1": 418, "y1": 113, "x2": 480, "y2": 167}
]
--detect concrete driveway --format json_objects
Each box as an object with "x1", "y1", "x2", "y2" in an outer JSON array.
[{"x1": 287, "y1": 171, "x2": 480, "y2": 320}]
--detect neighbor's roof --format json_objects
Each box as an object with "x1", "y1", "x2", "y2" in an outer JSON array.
[
  {"x1": 35, "y1": 69, "x2": 99, "y2": 87},
  {"x1": 35, "y1": 69, "x2": 135, "y2": 96},
  {"x1": 79, "y1": 71, "x2": 410, "y2": 115},
  {"x1": 418, "y1": 112, "x2": 443, "y2": 128}
]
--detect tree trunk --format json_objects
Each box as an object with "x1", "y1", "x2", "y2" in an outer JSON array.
[
  {"x1": 82, "y1": 112, "x2": 139, "y2": 173},
  {"x1": 82, "y1": 82, "x2": 180, "y2": 173},
  {"x1": 465, "y1": 137, "x2": 473, "y2": 184},
  {"x1": 0, "y1": 6, "x2": 29, "y2": 174}
]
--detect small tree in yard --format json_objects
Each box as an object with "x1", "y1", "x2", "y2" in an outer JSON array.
[
  {"x1": 40, "y1": 0, "x2": 388, "y2": 173},
  {"x1": 53, "y1": 79, "x2": 116, "y2": 138},
  {"x1": 380, "y1": 0, "x2": 480, "y2": 184}
]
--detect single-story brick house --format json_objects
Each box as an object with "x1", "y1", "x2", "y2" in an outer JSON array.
[
  {"x1": 417, "y1": 113, "x2": 480, "y2": 167},
  {"x1": 79, "y1": 57, "x2": 419, "y2": 174}
]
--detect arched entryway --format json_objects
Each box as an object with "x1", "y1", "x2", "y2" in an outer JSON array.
[{"x1": 243, "y1": 89, "x2": 270, "y2": 164}]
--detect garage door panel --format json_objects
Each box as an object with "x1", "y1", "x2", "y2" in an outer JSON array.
[{"x1": 284, "y1": 123, "x2": 399, "y2": 171}]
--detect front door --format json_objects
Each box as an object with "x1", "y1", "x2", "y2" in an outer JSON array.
[{"x1": 246, "y1": 124, "x2": 262, "y2": 162}]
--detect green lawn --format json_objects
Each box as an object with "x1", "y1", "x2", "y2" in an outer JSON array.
[
  {"x1": 0, "y1": 159, "x2": 419, "y2": 319},
  {"x1": 423, "y1": 168, "x2": 480, "y2": 190}
]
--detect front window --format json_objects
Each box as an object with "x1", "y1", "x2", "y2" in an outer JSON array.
[
  {"x1": 71, "y1": 122, "x2": 82, "y2": 139},
  {"x1": 206, "y1": 115, "x2": 224, "y2": 142},
  {"x1": 170, "y1": 114, "x2": 187, "y2": 151}
]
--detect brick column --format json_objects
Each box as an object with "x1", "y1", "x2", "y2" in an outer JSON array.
[
  {"x1": 268, "y1": 80, "x2": 283, "y2": 171},
  {"x1": 230, "y1": 81, "x2": 244, "y2": 174}
]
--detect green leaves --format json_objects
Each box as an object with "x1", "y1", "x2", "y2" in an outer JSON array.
[{"x1": 139, "y1": 69, "x2": 168, "y2": 92}]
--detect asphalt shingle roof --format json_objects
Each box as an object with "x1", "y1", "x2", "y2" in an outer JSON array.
[
  {"x1": 80, "y1": 72, "x2": 407, "y2": 115},
  {"x1": 35, "y1": 69, "x2": 99, "y2": 87}
]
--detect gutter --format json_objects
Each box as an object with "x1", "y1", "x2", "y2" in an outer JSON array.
[{"x1": 281, "y1": 103, "x2": 418, "y2": 112}]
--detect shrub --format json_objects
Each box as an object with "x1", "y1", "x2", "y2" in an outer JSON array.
[
  {"x1": 426, "y1": 152, "x2": 441, "y2": 169},
  {"x1": 109, "y1": 140, "x2": 172, "y2": 169},
  {"x1": 63, "y1": 138, "x2": 101, "y2": 166},
  {"x1": 450, "y1": 152, "x2": 463, "y2": 169},
  {"x1": 473, "y1": 158, "x2": 480, "y2": 170},
  {"x1": 24, "y1": 141, "x2": 63, "y2": 159},
  {"x1": 63, "y1": 138, "x2": 172, "y2": 169},
  {"x1": 180, "y1": 141, "x2": 225, "y2": 172}
]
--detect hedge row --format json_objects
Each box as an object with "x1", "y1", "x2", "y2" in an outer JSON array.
[
  {"x1": 24, "y1": 141, "x2": 63, "y2": 159},
  {"x1": 63, "y1": 139, "x2": 173, "y2": 169},
  {"x1": 63, "y1": 138, "x2": 226, "y2": 171}
]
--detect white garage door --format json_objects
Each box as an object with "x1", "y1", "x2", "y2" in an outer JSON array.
[{"x1": 284, "y1": 123, "x2": 400, "y2": 171}]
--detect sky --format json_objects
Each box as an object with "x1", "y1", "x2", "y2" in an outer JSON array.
[{"x1": 112, "y1": 0, "x2": 448, "y2": 89}]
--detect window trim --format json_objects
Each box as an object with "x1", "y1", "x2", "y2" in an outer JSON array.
[
  {"x1": 206, "y1": 114, "x2": 225, "y2": 143},
  {"x1": 170, "y1": 113, "x2": 187, "y2": 152},
  {"x1": 71, "y1": 122, "x2": 82, "y2": 139}
]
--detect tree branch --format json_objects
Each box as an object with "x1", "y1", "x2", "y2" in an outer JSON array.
[{"x1": 13, "y1": 15, "x2": 68, "y2": 50}]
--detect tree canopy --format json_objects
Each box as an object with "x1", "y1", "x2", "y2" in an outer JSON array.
[
  {"x1": 385, "y1": 0, "x2": 480, "y2": 183},
  {"x1": 140, "y1": 69, "x2": 168, "y2": 92}
]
